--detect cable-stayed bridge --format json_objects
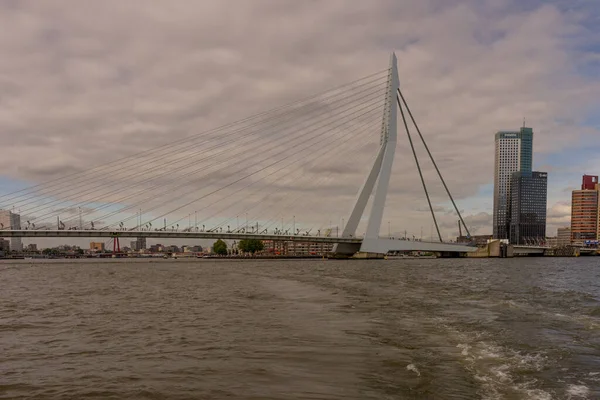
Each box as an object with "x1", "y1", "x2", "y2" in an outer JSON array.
[{"x1": 0, "y1": 53, "x2": 476, "y2": 257}]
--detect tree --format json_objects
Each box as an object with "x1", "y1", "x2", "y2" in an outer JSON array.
[
  {"x1": 42, "y1": 248, "x2": 60, "y2": 256},
  {"x1": 238, "y1": 239, "x2": 264, "y2": 254},
  {"x1": 213, "y1": 239, "x2": 228, "y2": 255}
]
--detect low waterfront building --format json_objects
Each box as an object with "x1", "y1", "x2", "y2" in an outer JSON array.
[
  {"x1": 0, "y1": 238, "x2": 9, "y2": 256},
  {"x1": 262, "y1": 239, "x2": 333, "y2": 256},
  {"x1": 557, "y1": 227, "x2": 571, "y2": 246},
  {"x1": 90, "y1": 242, "x2": 105, "y2": 251}
]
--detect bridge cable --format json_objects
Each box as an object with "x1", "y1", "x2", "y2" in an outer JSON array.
[
  {"x1": 86, "y1": 95, "x2": 385, "y2": 229},
  {"x1": 117, "y1": 104, "x2": 383, "y2": 232},
  {"x1": 201, "y1": 113, "x2": 380, "y2": 233},
  {"x1": 28, "y1": 84, "x2": 387, "y2": 223},
  {"x1": 131, "y1": 104, "x2": 384, "y2": 230},
  {"x1": 397, "y1": 88, "x2": 472, "y2": 238},
  {"x1": 103, "y1": 98, "x2": 386, "y2": 230},
  {"x1": 257, "y1": 133, "x2": 379, "y2": 236},
  {"x1": 10, "y1": 76, "x2": 388, "y2": 213},
  {"x1": 24, "y1": 75, "x2": 387, "y2": 208},
  {"x1": 397, "y1": 93, "x2": 443, "y2": 242},
  {"x1": 0, "y1": 69, "x2": 389, "y2": 205},
  {"x1": 171, "y1": 121, "x2": 374, "y2": 234}
]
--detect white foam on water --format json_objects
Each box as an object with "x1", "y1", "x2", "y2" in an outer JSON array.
[
  {"x1": 546, "y1": 310, "x2": 600, "y2": 331},
  {"x1": 503, "y1": 300, "x2": 520, "y2": 308},
  {"x1": 513, "y1": 352, "x2": 548, "y2": 372},
  {"x1": 490, "y1": 365, "x2": 511, "y2": 383},
  {"x1": 521, "y1": 388, "x2": 553, "y2": 400},
  {"x1": 477, "y1": 344, "x2": 502, "y2": 360},
  {"x1": 566, "y1": 384, "x2": 589, "y2": 398},
  {"x1": 406, "y1": 363, "x2": 421, "y2": 377},
  {"x1": 586, "y1": 372, "x2": 600, "y2": 382},
  {"x1": 457, "y1": 343, "x2": 470, "y2": 356},
  {"x1": 443, "y1": 326, "x2": 554, "y2": 399}
]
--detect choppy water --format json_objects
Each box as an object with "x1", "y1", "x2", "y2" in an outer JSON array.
[{"x1": 1, "y1": 258, "x2": 599, "y2": 399}]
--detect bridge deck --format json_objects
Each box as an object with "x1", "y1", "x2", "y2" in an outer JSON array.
[
  {"x1": 0, "y1": 229, "x2": 362, "y2": 243},
  {"x1": 0, "y1": 230, "x2": 476, "y2": 253},
  {"x1": 0, "y1": 230, "x2": 361, "y2": 244}
]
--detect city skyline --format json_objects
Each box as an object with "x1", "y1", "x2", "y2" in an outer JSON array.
[{"x1": 0, "y1": 1, "x2": 599, "y2": 242}]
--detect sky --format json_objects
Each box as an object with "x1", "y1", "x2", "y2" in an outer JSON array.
[{"x1": 0, "y1": 0, "x2": 599, "y2": 247}]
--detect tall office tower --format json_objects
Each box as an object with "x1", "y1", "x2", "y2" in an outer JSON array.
[
  {"x1": 571, "y1": 175, "x2": 599, "y2": 246},
  {"x1": 508, "y1": 171, "x2": 548, "y2": 244},
  {"x1": 0, "y1": 210, "x2": 23, "y2": 252},
  {"x1": 493, "y1": 127, "x2": 533, "y2": 239}
]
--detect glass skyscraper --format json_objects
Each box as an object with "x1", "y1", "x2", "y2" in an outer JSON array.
[
  {"x1": 493, "y1": 127, "x2": 534, "y2": 239},
  {"x1": 509, "y1": 171, "x2": 548, "y2": 245}
]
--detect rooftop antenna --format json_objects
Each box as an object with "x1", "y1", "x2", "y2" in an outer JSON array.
[{"x1": 523, "y1": 117, "x2": 526, "y2": 128}]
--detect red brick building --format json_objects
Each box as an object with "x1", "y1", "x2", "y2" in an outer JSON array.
[{"x1": 571, "y1": 175, "x2": 599, "y2": 245}]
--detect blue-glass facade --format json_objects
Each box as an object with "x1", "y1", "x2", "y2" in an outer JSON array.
[
  {"x1": 519, "y1": 127, "x2": 533, "y2": 173},
  {"x1": 508, "y1": 171, "x2": 548, "y2": 245}
]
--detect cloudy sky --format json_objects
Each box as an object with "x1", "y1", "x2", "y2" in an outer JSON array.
[{"x1": 1, "y1": 0, "x2": 599, "y2": 246}]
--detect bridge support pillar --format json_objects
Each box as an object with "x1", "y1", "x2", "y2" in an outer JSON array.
[
  {"x1": 330, "y1": 242, "x2": 361, "y2": 258},
  {"x1": 113, "y1": 237, "x2": 120, "y2": 254}
]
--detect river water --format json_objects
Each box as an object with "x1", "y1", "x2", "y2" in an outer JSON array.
[{"x1": 1, "y1": 258, "x2": 599, "y2": 399}]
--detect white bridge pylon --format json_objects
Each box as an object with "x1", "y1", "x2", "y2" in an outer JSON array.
[
  {"x1": 333, "y1": 53, "x2": 398, "y2": 256},
  {"x1": 334, "y1": 53, "x2": 474, "y2": 256}
]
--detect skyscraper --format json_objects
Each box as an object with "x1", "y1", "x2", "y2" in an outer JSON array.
[
  {"x1": 508, "y1": 171, "x2": 548, "y2": 245},
  {"x1": 493, "y1": 127, "x2": 533, "y2": 239},
  {"x1": 571, "y1": 175, "x2": 599, "y2": 245},
  {"x1": 0, "y1": 210, "x2": 23, "y2": 252}
]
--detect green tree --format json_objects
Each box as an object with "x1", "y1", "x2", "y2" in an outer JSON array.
[
  {"x1": 213, "y1": 239, "x2": 228, "y2": 255},
  {"x1": 238, "y1": 239, "x2": 265, "y2": 254},
  {"x1": 42, "y1": 248, "x2": 60, "y2": 256}
]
